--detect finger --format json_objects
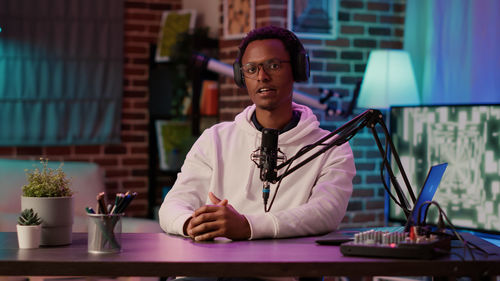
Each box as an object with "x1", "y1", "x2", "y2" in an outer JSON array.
[
  {"x1": 208, "y1": 192, "x2": 221, "y2": 204},
  {"x1": 193, "y1": 204, "x2": 221, "y2": 217},
  {"x1": 209, "y1": 192, "x2": 229, "y2": 206},
  {"x1": 219, "y1": 199, "x2": 228, "y2": 206},
  {"x1": 194, "y1": 225, "x2": 224, "y2": 241},
  {"x1": 183, "y1": 217, "x2": 193, "y2": 237},
  {"x1": 187, "y1": 223, "x2": 195, "y2": 239},
  {"x1": 190, "y1": 210, "x2": 219, "y2": 229},
  {"x1": 195, "y1": 232, "x2": 219, "y2": 241},
  {"x1": 188, "y1": 220, "x2": 222, "y2": 238}
]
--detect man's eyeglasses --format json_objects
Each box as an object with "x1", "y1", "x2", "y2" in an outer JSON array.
[{"x1": 241, "y1": 59, "x2": 291, "y2": 78}]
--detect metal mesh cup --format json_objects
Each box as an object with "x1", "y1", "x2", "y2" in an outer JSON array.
[{"x1": 87, "y1": 213, "x2": 123, "y2": 254}]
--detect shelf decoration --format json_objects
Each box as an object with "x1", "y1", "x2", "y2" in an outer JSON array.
[
  {"x1": 223, "y1": 0, "x2": 255, "y2": 39},
  {"x1": 156, "y1": 9, "x2": 196, "y2": 62},
  {"x1": 287, "y1": 0, "x2": 338, "y2": 39}
]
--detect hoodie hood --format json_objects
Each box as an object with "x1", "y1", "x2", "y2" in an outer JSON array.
[{"x1": 234, "y1": 102, "x2": 323, "y2": 145}]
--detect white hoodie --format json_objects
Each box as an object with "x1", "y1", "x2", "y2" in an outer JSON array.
[{"x1": 159, "y1": 103, "x2": 356, "y2": 239}]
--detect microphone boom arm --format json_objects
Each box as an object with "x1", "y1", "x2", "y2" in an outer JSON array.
[{"x1": 275, "y1": 109, "x2": 416, "y2": 218}]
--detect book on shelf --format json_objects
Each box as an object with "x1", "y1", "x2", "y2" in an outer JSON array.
[{"x1": 200, "y1": 80, "x2": 218, "y2": 116}]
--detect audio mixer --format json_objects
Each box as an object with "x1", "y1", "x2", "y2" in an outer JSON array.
[{"x1": 340, "y1": 229, "x2": 451, "y2": 259}]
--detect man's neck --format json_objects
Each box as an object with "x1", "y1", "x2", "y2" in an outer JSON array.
[{"x1": 254, "y1": 107, "x2": 293, "y2": 130}]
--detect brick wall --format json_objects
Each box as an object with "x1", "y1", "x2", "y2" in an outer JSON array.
[
  {"x1": 0, "y1": 0, "x2": 406, "y2": 224},
  {"x1": 218, "y1": 0, "x2": 407, "y2": 228},
  {"x1": 0, "y1": 0, "x2": 182, "y2": 218}
]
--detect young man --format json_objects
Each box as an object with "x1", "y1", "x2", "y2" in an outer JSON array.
[{"x1": 159, "y1": 26, "x2": 355, "y2": 241}]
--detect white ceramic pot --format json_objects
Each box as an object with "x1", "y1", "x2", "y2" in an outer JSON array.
[
  {"x1": 21, "y1": 196, "x2": 74, "y2": 246},
  {"x1": 16, "y1": 224, "x2": 41, "y2": 249}
]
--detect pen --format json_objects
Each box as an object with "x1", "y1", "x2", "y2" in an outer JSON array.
[
  {"x1": 115, "y1": 191, "x2": 137, "y2": 214},
  {"x1": 110, "y1": 193, "x2": 125, "y2": 214},
  {"x1": 85, "y1": 206, "x2": 95, "y2": 214},
  {"x1": 115, "y1": 194, "x2": 132, "y2": 214}
]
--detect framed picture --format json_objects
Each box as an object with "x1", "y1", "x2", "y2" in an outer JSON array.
[
  {"x1": 155, "y1": 9, "x2": 196, "y2": 62},
  {"x1": 155, "y1": 120, "x2": 196, "y2": 171},
  {"x1": 223, "y1": 0, "x2": 255, "y2": 39},
  {"x1": 287, "y1": 0, "x2": 337, "y2": 39}
]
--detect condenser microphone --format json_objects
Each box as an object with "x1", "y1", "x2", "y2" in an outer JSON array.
[{"x1": 259, "y1": 128, "x2": 279, "y2": 207}]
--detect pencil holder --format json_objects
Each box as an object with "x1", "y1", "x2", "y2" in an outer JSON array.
[{"x1": 87, "y1": 213, "x2": 123, "y2": 254}]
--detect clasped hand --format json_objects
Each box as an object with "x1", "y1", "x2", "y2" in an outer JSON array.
[{"x1": 183, "y1": 192, "x2": 251, "y2": 241}]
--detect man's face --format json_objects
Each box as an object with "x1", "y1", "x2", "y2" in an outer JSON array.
[{"x1": 241, "y1": 39, "x2": 294, "y2": 112}]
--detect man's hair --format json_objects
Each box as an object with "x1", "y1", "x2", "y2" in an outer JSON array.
[{"x1": 236, "y1": 26, "x2": 305, "y2": 70}]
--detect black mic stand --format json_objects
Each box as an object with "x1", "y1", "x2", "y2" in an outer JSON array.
[{"x1": 269, "y1": 109, "x2": 417, "y2": 218}]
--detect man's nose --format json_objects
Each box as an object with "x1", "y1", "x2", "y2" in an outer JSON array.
[{"x1": 257, "y1": 65, "x2": 271, "y2": 81}]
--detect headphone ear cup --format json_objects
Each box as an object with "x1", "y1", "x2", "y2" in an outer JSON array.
[
  {"x1": 233, "y1": 61, "x2": 246, "y2": 88},
  {"x1": 294, "y1": 52, "x2": 310, "y2": 82}
]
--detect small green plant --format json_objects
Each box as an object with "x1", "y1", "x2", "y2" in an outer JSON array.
[
  {"x1": 17, "y1": 208, "x2": 42, "y2": 226},
  {"x1": 22, "y1": 158, "x2": 73, "y2": 197}
]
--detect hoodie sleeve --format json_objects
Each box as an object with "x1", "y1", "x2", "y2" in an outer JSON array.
[
  {"x1": 158, "y1": 130, "x2": 213, "y2": 236},
  {"x1": 245, "y1": 142, "x2": 356, "y2": 239}
]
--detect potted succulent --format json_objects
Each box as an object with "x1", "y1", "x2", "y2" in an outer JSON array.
[
  {"x1": 21, "y1": 158, "x2": 74, "y2": 246},
  {"x1": 16, "y1": 208, "x2": 42, "y2": 249}
]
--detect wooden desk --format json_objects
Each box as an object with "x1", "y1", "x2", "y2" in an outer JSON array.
[{"x1": 0, "y1": 232, "x2": 499, "y2": 279}]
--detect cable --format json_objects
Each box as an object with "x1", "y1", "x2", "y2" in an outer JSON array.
[
  {"x1": 264, "y1": 144, "x2": 315, "y2": 212},
  {"x1": 417, "y1": 201, "x2": 477, "y2": 261},
  {"x1": 378, "y1": 136, "x2": 404, "y2": 210},
  {"x1": 448, "y1": 251, "x2": 466, "y2": 261}
]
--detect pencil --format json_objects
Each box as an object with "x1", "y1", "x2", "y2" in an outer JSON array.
[{"x1": 97, "y1": 192, "x2": 107, "y2": 214}]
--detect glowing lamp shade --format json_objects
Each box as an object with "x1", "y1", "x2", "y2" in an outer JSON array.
[{"x1": 357, "y1": 50, "x2": 420, "y2": 109}]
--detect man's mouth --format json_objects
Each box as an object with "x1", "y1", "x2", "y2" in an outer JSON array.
[{"x1": 257, "y1": 87, "x2": 276, "y2": 94}]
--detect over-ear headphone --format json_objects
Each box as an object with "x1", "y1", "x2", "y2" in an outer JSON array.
[{"x1": 233, "y1": 47, "x2": 310, "y2": 88}]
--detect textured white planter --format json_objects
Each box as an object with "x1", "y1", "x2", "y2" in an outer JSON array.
[
  {"x1": 21, "y1": 196, "x2": 74, "y2": 246},
  {"x1": 16, "y1": 224, "x2": 41, "y2": 249}
]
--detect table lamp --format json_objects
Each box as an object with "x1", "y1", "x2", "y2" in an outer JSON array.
[{"x1": 357, "y1": 50, "x2": 420, "y2": 109}]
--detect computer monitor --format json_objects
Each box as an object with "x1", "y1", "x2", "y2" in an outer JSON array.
[{"x1": 388, "y1": 104, "x2": 500, "y2": 234}]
